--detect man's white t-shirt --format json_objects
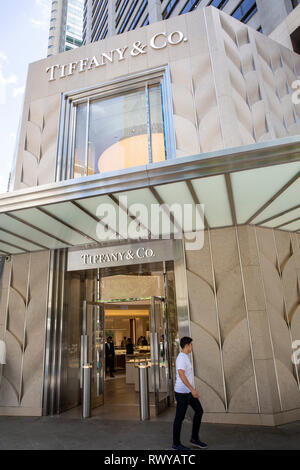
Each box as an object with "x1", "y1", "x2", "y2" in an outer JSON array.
[{"x1": 174, "y1": 352, "x2": 194, "y2": 394}]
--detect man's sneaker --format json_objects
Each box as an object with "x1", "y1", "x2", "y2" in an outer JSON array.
[
  {"x1": 172, "y1": 444, "x2": 190, "y2": 451},
  {"x1": 190, "y1": 439, "x2": 208, "y2": 449}
]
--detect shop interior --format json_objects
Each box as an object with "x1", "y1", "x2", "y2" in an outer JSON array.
[
  {"x1": 103, "y1": 299, "x2": 153, "y2": 417},
  {"x1": 61, "y1": 261, "x2": 178, "y2": 420}
]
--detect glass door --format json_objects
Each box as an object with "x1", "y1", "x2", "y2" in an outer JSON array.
[
  {"x1": 150, "y1": 296, "x2": 170, "y2": 415},
  {"x1": 82, "y1": 296, "x2": 171, "y2": 415},
  {"x1": 82, "y1": 300, "x2": 104, "y2": 409}
]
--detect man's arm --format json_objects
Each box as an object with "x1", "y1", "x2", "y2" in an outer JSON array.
[{"x1": 178, "y1": 369, "x2": 199, "y2": 398}]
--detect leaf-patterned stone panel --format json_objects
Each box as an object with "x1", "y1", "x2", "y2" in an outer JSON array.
[
  {"x1": 20, "y1": 95, "x2": 60, "y2": 188},
  {"x1": 7, "y1": 288, "x2": 25, "y2": 344},
  {"x1": 267, "y1": 303, "x2": 295, "y2": 373},
  {"x1": 210, "y1": 227, "x2": 240, "y2": 289},
  {"x1": 0, "y1": 251, "x2": 50, "y2": 413},
  {"x1": 260, "y1": 255, "x2": 285, "y2": 319},
  {"x1": 223, "y1": 319, "x2": 257, "y2": 410},
  {"x1": 282, "y1": 253, "x2": 300, "y2": 323},
  {"x1": 275, "y1": 360, "x2": 300, "y2": 411},
  {"x1": 194, "y1": 376, "x2": 225, "y2": 413},
  {"x1": 2, "y1": 330, "x2": 22, "y2": 401},
  {"x1": 291, "y1": 306, "x2": 300, "y2": 343},
  {"x1": 228, "y1": 376, "x2": 259, "y2": 413},
  {"x1": 191, "y1": 54, "x2": 223, "y2": 153},
  {"x1": 10, "y1": 254, "x2": 30, "y2": 302},
  {"x1": 185, "y1": 231, "x2": 214, "y2": 288},
  {"x1": 0, "y1": 377, "x2": 19, "y2": 407},
  {"x1": 187, "y1": 270, "x2": 218, "y2": 342},
  {"x1": 274, "y1": 230, "x2": 293, "y2": 274},
  {"x1": 216, "y1": 267, "x2": 246, "y2": 341},
  {"x1": 190, "y1": 321, "x2": 225, "y2": 407}
]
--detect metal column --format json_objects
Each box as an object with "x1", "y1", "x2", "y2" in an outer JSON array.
[
  {"x1": 82, "y1": 364, "x2": 92, "y2": 419},
  {"x1": 138, "y1": 364, "x2": 150, "y2": 421}
]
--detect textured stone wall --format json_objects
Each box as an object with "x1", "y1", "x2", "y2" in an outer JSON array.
[
  {"x1": 19, "y1": 95, "x2": 61, "y2": 189},
  {"x1": 13, "y1": 8, "x2": 300, "y2": 189},
  {"x1": 168, "y1": 8, "x2": 300, "y2": 159},
  {"x1": 185, "y1": 226, "x2": 300, "y2": 425},
  {"x1": 0, "y1": 252, "x2": 50, "y2": 415},
  {"x1": 269, "y1": 4, "x2": 300, "y2": 51}
]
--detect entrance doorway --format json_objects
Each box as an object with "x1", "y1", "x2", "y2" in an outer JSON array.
[
  {"x1": 60, "y1": 261, "x2": 179, "y2": 420},
  {"x1": 84, "y1": 296, "x2": 171, "y2": 418}
]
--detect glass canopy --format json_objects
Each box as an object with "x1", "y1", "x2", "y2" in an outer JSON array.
[{"x1": 0, "y1": 138, "x2": 299, "y2": 255}]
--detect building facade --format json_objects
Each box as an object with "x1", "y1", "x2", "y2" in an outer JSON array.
[
  {"x1": 0, "y1": 7, "x2": 300, "y2": 427},
  {"x1": 270, "y1": 1, "x2": 300, "y2": 53},
  {"x1": 83, "y1": 0, "x2": 300, "y2": 47},
  {"x1": 48, "y1": 0, "x2": 84, "y2": 56}
]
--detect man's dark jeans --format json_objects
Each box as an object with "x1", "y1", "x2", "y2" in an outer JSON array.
[{"x1": 173, "y1": 392, "x2": 203, "y2": 446}]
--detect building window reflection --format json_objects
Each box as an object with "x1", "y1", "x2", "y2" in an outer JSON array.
[{"x1": 73, "y1": 84, "x2": 168, "y2": 178}]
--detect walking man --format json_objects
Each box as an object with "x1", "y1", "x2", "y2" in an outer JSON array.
[{"x1": 172, "y1": 337, "x2": 207, "y2": 450}]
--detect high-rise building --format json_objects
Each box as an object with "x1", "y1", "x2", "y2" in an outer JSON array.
[
  {"x1": 1, "y1": 7, "x2": 300, "y2": 427},
  {"x1": 48, "y1": 0, "x2": 84, "y2": 56},
  {"x1": 82, "y1": 0, "x2": 300, "y2": 49}
]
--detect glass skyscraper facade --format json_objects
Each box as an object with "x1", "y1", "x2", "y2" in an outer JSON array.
[
  {"x1": 48, "y1": 0, "x2": 300, "y2": 54},
  {"x1": 65, "y1": 0, "x2": 84, "y2": 51},
  {"x1": 48, "y1": 0, "x2": 84, "y2": 56},
  {"x1": 82, "y1": 0, "x2": 299, "y2": 45}
]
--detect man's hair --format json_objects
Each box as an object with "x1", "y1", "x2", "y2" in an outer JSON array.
[{"x1": 180, "y1": 337, "x2": 193, "y2": 349}]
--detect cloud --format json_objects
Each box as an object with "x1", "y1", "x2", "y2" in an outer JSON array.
[
  {"x1": 0, "y1": 183, "x2": 7, "y2": 194},
  {"x1": 0, "y1": 52, "x2": 8, "y2": 63},
  {"x1": 12, "y1": 86, "x2": 25, "y2": 98},
  {"x1": 30, "y1": 0, "x2": 51, "y2": 31},
  {"x1": 0, "y1": 61, "x2": 18, "y2": 105},
  {"x1": 30, "y1": 18, "x2": 47, "y2": 28}
]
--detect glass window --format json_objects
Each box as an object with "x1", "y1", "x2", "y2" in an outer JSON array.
[
  {"x1": 208, "y1": 0, "x2": 229, "y2": 8},
  {"x1": 118, "y1": 0, "x2": 139, "y2": 33},
  {"x1": 141, "y1": 15, "x2": 149, "y2": 26},
  {"x1": 73, "y1": 84, "x2": 167, "y2": 177},
  {"x1": 149, "y1": 85, "x2": 165, "y2": 164},
  {"x1": 129, "y1": 0, "x2": 147, "y2": 29},
  {"x1": 116, "y1": 0, "x2": 129, "y2": 27},
  {"x1": 74, "y1": 104, "x2": 87, "y2": 178},
  {"x1": 232, "y1": 0, "x2": 257, "y2": 23},
  {"x1": 162, "y1": 0, "x2": 179, "y2": 19},
  {"x1": 180, "y1": 0, "x2": 201, "y2": 15}
]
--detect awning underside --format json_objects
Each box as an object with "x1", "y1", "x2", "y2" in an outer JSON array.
[{"x1": 0, "y1": 146, "x2": 299, "y2": 255}]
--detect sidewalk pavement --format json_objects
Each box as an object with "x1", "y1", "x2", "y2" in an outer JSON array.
[{"x1": 0, "y1": 415, "x2": 299, "y2": 450}]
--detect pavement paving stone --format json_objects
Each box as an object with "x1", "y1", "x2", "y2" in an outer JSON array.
[{"x1": 0, "y1": 417, "x2": 299, "y2": 450}]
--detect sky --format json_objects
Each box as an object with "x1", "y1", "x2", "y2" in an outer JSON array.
[{"x1": 0, "y1": 0, "x2": 51, "y2": 194}]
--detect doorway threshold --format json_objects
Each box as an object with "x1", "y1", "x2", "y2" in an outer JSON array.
[{"x1": 59, "y1": 404, "x2": 174, "y2": 422}]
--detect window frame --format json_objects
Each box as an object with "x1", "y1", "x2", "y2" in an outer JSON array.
[{"x1": 55, "y1": 67, "x2": 176, "y2": 182}]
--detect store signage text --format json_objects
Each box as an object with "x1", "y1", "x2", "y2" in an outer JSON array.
[
  {"x1": 67, "y1": 240, "x2": 175, "y2": 271},
  {"x1": 46, "y1": 31, "x2": 188, "y2": 82},
  {"x1": 81, "y1": 247, "x2": 155, "y2": 265}
]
